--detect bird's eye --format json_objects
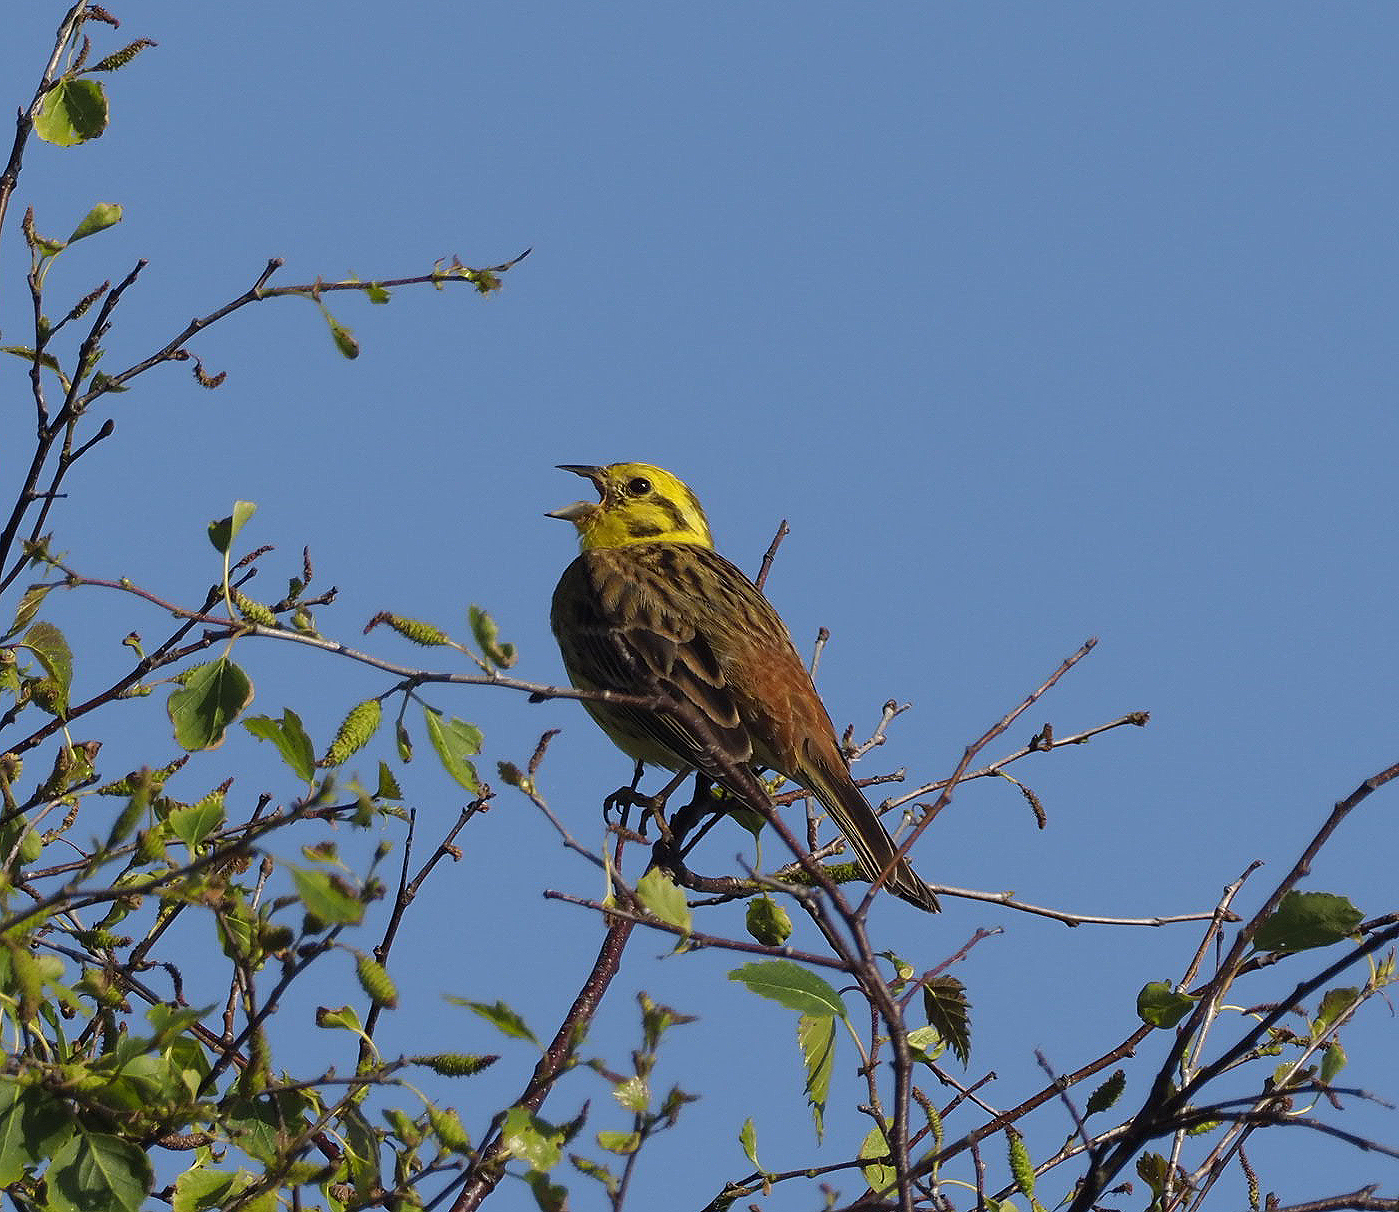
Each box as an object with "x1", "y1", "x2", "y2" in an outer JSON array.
[{"x1": 625, "y1": 476, "x2": 652, "y2": 496}]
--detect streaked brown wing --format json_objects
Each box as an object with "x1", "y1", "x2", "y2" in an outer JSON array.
[{"x1": 551, "y1": 549, "x2": 755, "y2": 773}]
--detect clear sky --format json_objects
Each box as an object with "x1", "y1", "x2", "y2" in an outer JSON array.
[{"x1": 2, "y1": 5, "x2": 1395, "y2": 1208}]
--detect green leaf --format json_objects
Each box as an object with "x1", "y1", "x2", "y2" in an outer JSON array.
[
  {"x1": 4, "y1": 584, "x2": 50, "y2": 641},
  {"x1": 729, "y1": 960, "x2": 846, "y2": 1019},
  {"x1": 289, "y1": 866, "x2": 364, "y2": 925},
  {"x1": 1136, "y1": 980, "x2": 1197, "y2": 1029},
  {"x1": 529, "y1": 1170, "x2": 568, "y2": 1212},
  {"x1": 922, "y1": 975, "x2": 972, "y2": 1066},
  {"x1": 612, "y1": 1076, "x2": 649, "y2": 1113},
  {"x1": 243, "y1": 709, "x2": 316, "y2": 784},
  {"x1": 860, "y1": 1125, "x2": 895, "y2": 1195},
  {"x1": 315, "y1": 1004, "x2": 364, "y2": 1033},
  {"x1": 423, "y1": 707, "x2": 482, "y2": 792},
  {"x1": 739, "y1": 1117, "x2": 761, "y2": 1170},
  {"x1": 570, "y1": 1153, "x2": 618, "y2": 1195},
  {"x1": 22, "y1": 620, "x2": 72, "y2": 713},
  {"x1": 68, "y1": 204, "x2": 123, "y2": 243},
  {"x1": 1254, "y1": 891, "x2": 1364, "y2": 954},
  {"x1": 501, "y1": 1106, "x2": 563, "y2": 1172},
  {"x1": 207, "y1": 501, "x2": 257, "y2": 554},
  {"x1": 636, "y1": 868, "x2": 692, "y2": 933},
  {"x1": 171, "y1": 1166, "x2": 237, "y2": 1212},
  {"x1": 745, "y1": 895, "x2": 792, "y2": 946},
  {"x1": 595, "y1": 1130, "x2": 640, "y2": 1155},
  {"x1": 0, "y1": 1082, "x2": 72, "y2": 1184},
  {"x1": 167, "y1": 657, "x2": 254, "y2": 750},
  {"x1": 375, "y1": 761, "x2": 403, "y2": 800},
  {"x1": 905, "y1": 1025, "x2": 945, "y2": 1065},
  {"x1": 168, "y1": 792, "x2": 225, "y2": 851},
  {"x1": 1313, "y1": 986, "x2": 1361, "y2": 1034},
  {"x1": 364, "y1": 282, "x2": 391, "y2": 304},
  {"x1": 339, "y1": 1102, "x2": 380, "y2": 1197},
  {"x1": 45, "y1": 1126, "x2": 152, "y2": 1212},
  {"x1": 0, "y1": 346, "x2": 67, "y2": 382},
  {"x1": 450, "y1": 998, "x2": 541, "y2": 1047},
  {"x1": 1320, "y1": 1040, "x2": 1348, "y2": 1084},
  {"x1": 796, "y1": 1012, "x2": 834, "y2": 1142},
  {"x1": 1085, "y1": 1069, "x2": 1126, "y2": 1116},
  {"x1": 469, "y1": 605, "x2": 517, "y2": 669},
  {"x1": 319, "y1": 303, "x2": 359, "y2": 359},
  {"x1": 34, "y1": 77, "x2": 110, "y2": 147}
]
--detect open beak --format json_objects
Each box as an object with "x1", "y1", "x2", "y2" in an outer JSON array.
[{"x1": 545, "y1": 465, "x2": 606, "y2": 522}]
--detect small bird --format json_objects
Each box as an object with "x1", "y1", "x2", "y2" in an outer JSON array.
[{"x1": 548, "y1": 462, "x2": 938, "y2": 912}]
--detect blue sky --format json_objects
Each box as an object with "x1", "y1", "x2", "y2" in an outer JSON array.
[{"x1": 2, "y1": 4, "x2": 1396, "y2": 1207}]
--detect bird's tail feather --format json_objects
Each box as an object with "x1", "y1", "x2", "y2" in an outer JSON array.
[{"x1": 808, "y1": 764, "x2": 939, "y2": 913}]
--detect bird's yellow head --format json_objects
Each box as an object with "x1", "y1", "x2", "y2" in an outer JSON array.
[{"x1": 547, "y1": 463, "x2": 714, "y2": 551}]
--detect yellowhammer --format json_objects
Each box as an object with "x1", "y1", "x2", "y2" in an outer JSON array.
[{"x1": 548, "y1": 462, "x2": 938, "y2": 912}]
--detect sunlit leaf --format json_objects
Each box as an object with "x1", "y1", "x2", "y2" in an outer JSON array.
[
  {"x1": 167, "y1": 658, "x2": 254, "y2": 750},
  {"x1": 34, "y1": 77, "x2": 110, "y2": 147},
  {"x1": 729, "y1": 960, "x2": 846, "y2": 1019},
  {"x1": 1136, "y1": 981, "x2": 1196, "y2": 1029},
  {"x1": 1254, "y1": 891, "x2": 1364, "y2": 954}
]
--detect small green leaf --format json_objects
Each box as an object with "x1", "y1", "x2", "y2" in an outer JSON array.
[
  {"x1": 1320, "y1": 1040, "x2": 1347, "y2": 1084},
  {"x1": 243, "y1": 709, "x2": 316, "y2": 784},
  {"x1": 169, "y1": 792, "x2": 225, "y2": 851},
  {"x1": 450, "y1": 998, "x2": 540, "y2": 1047},
  {"x1": 68, "y1": 203, "x2": 123, "y2": 243},
  {"x1": 796, "y1": 1012, "x2": 835, "y2": 1142},
  {"x1": 595, "y1": 1130, "x2": 640, "y2": 1155},
  {"x1": 423, "y1": 707, "x2": 482, "y2": 792},
  {"x1": 729, "y1": 960, "x2": 847, "y2": 1019},
  {"x1": 4, "y1": 584, "x2": 51, "y2": 641},
  {"x1": 318, "y1": 303, "x2": 359, "y2": 359},
  {"x1": 0, "y1": 1082, "x2": 72, "y2": 1185},
  {"x1": 0, "y1": 346, "x2": 66, "y2": 380},
  {"x1": 739, "y1": 1117, "x2": 761, "y2": 1170},
  {"x1": 376, "y1": 761, "x2": 403, "y2": 800},
  {"x1": 34, "y1": 77, "x2": 110, "y2": 147},
  {"x1": 314, "y1": 1004, "x2": 364, "y2": 1033},
  {"x1": 469, "y1": 605, "x2": 517, "y2": 669},
  {"x1": 289, "y1": 866, "x2": 364, "y2": 925},
  {"x1": 502, "y1": 1107, "x2": 563, "y2": 1172},
  {"x1": 860, "y1": 1125, "x2": 895, "y2": 1195},
  {"x1": 171, "y1": 1166, "x2": 238, "y2": 1212},
  {"x1": 1313, "y1": 986, "x2": 1361, "y2": 1034},
  {"x1": 207, "y1": 501, "x2": 257, "y2": 554},
  {"x1": 46, "y1": 1126, "x2": 152, "y2": 1212},
  {"x1": 636, "y1": 868, "x2": 692, "y2": 933},
  {"x1": 612, "y1": 1076, "x2": 649, "y2": 1113},
  {"x1": 922, "y1": 975, "x2": 972, "y2": 1066},
  {"x1": 364, "y1": 282, "x2": 391, "y2": 304},
  {"x1": 727, "y1": 803, "x2": 767, "y2": 840},
  {"x1": 570, "y1": 1154, "x2": 618, "y2": 1195},
  {"x1": 167, "y1": 657, "x2": 254, "y2": 750},
  {"x1": 1254, "y1": 891, "x2": 1364, "y2": 954},
  {"x1": 745, "y1": 895, "x2": 792, "y2": 946},
  {"x1": 21, "y1": 620, "x2": 72, "y2": 714},
  {"x1": 905, "y1": 1025, "x2": 945, "y2": 1065},
  {"x1": 1136, "y1": 980, "x2": 1197, "y2": 1029}
]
